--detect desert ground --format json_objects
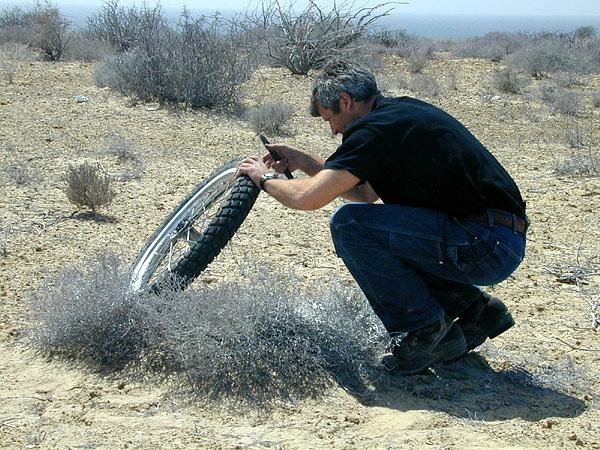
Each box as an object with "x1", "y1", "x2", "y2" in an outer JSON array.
[{"x1": 1, "y1": 53, "x2": 599, "y2": 449}]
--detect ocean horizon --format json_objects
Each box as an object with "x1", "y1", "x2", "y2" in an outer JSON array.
[{"x1": 1, "y1": 2, "x2": 599, "y2": 38}]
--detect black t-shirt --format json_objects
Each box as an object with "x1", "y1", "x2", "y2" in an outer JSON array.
[{"x1": 324, "y1": 95, "x2": 526, "y2": 218}]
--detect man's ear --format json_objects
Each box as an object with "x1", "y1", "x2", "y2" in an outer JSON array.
[{"x1": 339, "y1": 91, "x2": 353, "y2": 111}]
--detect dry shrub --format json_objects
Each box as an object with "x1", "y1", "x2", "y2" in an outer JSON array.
[
  {"x1": 407, "y1": 48, "x2": 431, "y2": 74},
  {"x1": 245, "y1": 102, "x2": 295, "y2": 135},
  {"x1": 452, "y1": 32, "x2": 524, "y2": 62},
  {"x1": 538, "y1": 83, "x2": 581, "y2": 116},
  {"x1": 64, "y1": 33, "x2": 111, "y2": 62},
  {"x1": 555, "y1": 148, "x2": 600, "y2": 176},
  {"x1": 94, "y1": 10, "x2": 254, "y2": 109},
  {"x1": 0, "y1": 42, "x2": 36, "y2": 83},
  {"x1": 565, "y1": 125, "x2": 587, "y2": 149},
  {"x1": 63, "y1": 161, "x2": 115, "y2": 211},
  {"x1": 102, "y1": 134, "x2": 145, "y2": 181},
  {"x1": 493, "y1": 68, "x2": 528, "y2": 94},
  {"x1": 592, "y1": 92, "x2": 600, "y2": 108},
  {"x1": 409, "y1": 73, "x2": 441, "y2": 97},
  {"x1": 27, "y1": 254, "x2": 386, "y2": 407},
  {"x1": 5, "y1": 162, "x2": 40, "y2": 185},
  {"x1": 252, "y1": 1, "x2": 394, "y2": 75}
]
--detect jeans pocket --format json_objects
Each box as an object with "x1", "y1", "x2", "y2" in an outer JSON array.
[{"x1": 447, "y1": 238, "x2": 498, "y2": 271}]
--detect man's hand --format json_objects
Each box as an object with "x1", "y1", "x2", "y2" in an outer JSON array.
[
  {"x1": 235, "y1": 156, "x2": 269, "y2": 188},
  {"x1": 262, "y1": 143, "x2": 302, "y2": 174}
]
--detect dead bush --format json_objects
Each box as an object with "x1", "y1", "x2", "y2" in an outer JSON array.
[
  {"x1": 245, "y1": 103, "x2": 295, "y2": 135},
  {"x1": 102, "y1": 134, "x2": 145, "y2": 181},
  {"x1": 452, "y1": 32, "x2": 525, "y2": 62},
  {"x1": 32, "y1": 2, "x2": 70, "y2": 62},
  {"x1": 252, "y1": 0, "x2": 394, "y2": 75},
  {"x1": 64, "y1": 33, "x2": 110, "y2": 61},
  {"x1": 63, "y1": 161, "x2": 115, "y2": 211},
  {"x1": 27, "y1": 254, "x2": 386, "y2": 407},
  {"x1": 409, "y1": 73, "x2": 441, "y2": 97},
  {"x1": 86, "y1": 0, "x2": 161, "y2": 53},
  {"x1": 565, "y1": 125, "x2": 587, "y2": 149},
  {"x1": 550, "y1": 89, "x2": 581, "y2": 116},
  {"x1": 5, "y1": 162, "x2": 40, "y2": 185},
  {"x1": 407, "y1": 47, "x2": 432, "y2": 74},
  {"x1": 493, "y1": 68, "x2": 528, "y2": 94},
  {"x1": 94, "y1": 10, "x2": 254, "y2": 109},
  {"x1": 555, "y1": 148, "x2": 600, "y2": 176}
]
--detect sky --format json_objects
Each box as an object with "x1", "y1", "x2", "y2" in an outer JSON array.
[{"x1": 1, "y1": 0, "x2": 599, "y2": 16}]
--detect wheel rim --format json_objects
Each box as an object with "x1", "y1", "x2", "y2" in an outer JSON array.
[{"x1": 130, "y1": 167, "x2": 238, "y2": 292}]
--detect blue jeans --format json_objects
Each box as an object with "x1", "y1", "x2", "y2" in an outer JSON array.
[{"x1": 329, "y1": 204, "x2": 526, "y2": 334}]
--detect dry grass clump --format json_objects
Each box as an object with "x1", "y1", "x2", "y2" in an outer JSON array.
[
  {"x1": 538, "y1": 83, "x2": 581, "y2": 116},
  {"x1": 409, "y1": 73, "x2": 441, "y2": 97},
  {"x1": 102, "y1": 134, "x2": 145, "y2": 181},
  {"x1": 5, "y1": 161, "x2": 41, "y2": 185},
  {"x1": 565, "y1": 125, "x2": 587, "y2": 149},
  {"x1": 555, "y1": 148, "x2": 600, "y2": 176},
  {"x1": 407, "y1": 47, "x2": 433, "y2": 74},
  {"x1": 493, "y1": 68, "x2": 528, "y2": 94},
  {"x1": 27, "y1": 254, "x2": 386, "y2": 407},
  {"x1": 245, "y1": 103, "x2": 295, "y2": 136},
  {"x1": 63, "y1": 161, "x2": 115, "y2": 211}
]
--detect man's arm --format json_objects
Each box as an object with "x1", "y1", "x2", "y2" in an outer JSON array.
[
  {"x1": 262, "y1": 144, "x2": 379, "y2": 203},
  {"x1": 236, "y1": 156, "x2": 372, "y2": 210}
]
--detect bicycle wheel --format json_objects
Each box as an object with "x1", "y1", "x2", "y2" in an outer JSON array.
[{"x1": 130, "y1": 158, "x2": 260, "y2": 293}]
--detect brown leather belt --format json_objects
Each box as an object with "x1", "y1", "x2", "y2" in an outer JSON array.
[{"x1": 461, "y1": 209, "x2": 529, "y2": 234}]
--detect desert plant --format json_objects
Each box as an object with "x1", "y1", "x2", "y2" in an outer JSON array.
[
  {"x1": 0, "y1": 59, "x2": 16, "y2": 83},
  {"x1": 493, "y1": 68, "x2": 527, "y2": 94},
  {"x1": 252, "y1": 0, "x2": 394, "y2": 75},
  {"x1": 86, "y1": 0, "x2": 163, "y2": 53},
  {"x1": 63, "y1": 161, "x2": 115, "y2": 211},
  {"x1": 245, "y1": 102, "x2": 295, "y2": 135},
  {"x1": 368, "y1": 28, "x2": 419, "y2": 57},
  {"x1": 407, "y1": 47, "x2": 432, "y2": 74},
  {"x1": 409, "y1": 73, "x2": 441, "y2": 97},
  {"x1": 94, "y1": 10, "x2": 255, "y2": 109},
  {"x1": 5, "y1": 162, "x2": 40, "y2": 185},
  {"x1": 592, "y1": 92, "x2": 600, "y2": 108},
  {"x1": 555, "y1": 148, "x2": 600, "y2": 176},
  {"x1": 565, "y1": 124, "x2": 587, "y2": 149},
  {"x1": 102, "y1": 134, "x2": 145, "y2": 181},
  {"x1": 452, "y1": 32, "x2": 525, "y2": 62},
  {"x1": 32, "y1": 2, "x2": 70, "y2": 61},
  {"x1": 550, "y1": 88, "x2": 581, "y2": 116},
  {"x1": 64, "y1": 33, "x2": 110, "y2": 61},
  {"x1": 28, "y1": 254, "x2": 386, "y2": 406}
]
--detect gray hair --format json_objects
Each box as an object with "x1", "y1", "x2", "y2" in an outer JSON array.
[{"x1": 310, "y1": 60, "x2": 380, "y2": 117}]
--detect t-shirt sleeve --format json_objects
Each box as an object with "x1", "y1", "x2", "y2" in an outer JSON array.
[{"x1": 324, "y1": 127, "x2": 386, "y2": 183}]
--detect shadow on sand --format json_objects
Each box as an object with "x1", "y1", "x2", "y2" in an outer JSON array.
[{"x1": 337, "y1": 351, "x2": 589, "y2": 422}]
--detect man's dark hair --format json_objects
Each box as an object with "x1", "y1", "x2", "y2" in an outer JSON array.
[{"x1": 310, "y1": 60, "x2": 380, "y2": 117}]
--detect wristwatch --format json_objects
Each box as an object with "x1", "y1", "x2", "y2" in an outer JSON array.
[{"x1": 259, "y1": 172, "x2": 279, "y2": 191}]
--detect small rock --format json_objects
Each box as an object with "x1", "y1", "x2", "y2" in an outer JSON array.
[
  {"x1": 75, "y1": 95, "x2": 89, "y2": 103},
  {"x1": 541, "y1": 418, "x2": 557, "y2": 429}
]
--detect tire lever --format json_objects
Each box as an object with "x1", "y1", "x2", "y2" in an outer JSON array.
[{"x1": 259, "y1": 134, "x2": 294, "y2": 179}]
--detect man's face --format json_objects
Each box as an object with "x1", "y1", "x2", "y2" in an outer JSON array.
[{"x1": 317, "y1": 103, "x2": 355, "y2": 136}]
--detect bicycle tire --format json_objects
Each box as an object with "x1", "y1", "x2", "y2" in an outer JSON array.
[{"x1": 130, "y1": 158, "x2": 260, "y2": 293}]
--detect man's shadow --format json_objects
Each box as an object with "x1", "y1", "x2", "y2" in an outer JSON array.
[{"x1": 333, "y1": 350, "x2": 588, "y2": 422}]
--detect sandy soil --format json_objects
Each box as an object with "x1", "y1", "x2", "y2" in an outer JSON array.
[{"x1": 1, "y1": 55, "x2": 599, "y2": 449}]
